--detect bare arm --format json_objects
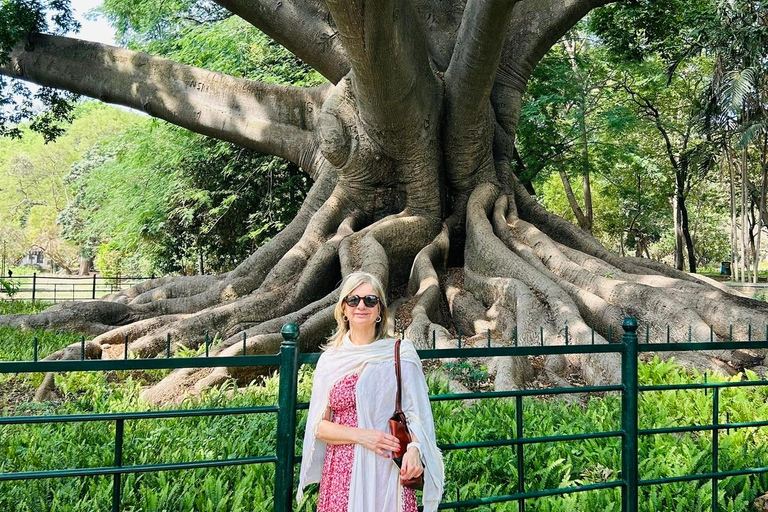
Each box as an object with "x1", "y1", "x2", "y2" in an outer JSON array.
[
  {"x1": 316, "y1": 412, "x2": 401, "y2": 457},
  {"x1": 316, "y1": 416, "x2": 423, "y2": 478},
  {"x1": 399, "y1": 431, "x2": 424, "y2": 480}
]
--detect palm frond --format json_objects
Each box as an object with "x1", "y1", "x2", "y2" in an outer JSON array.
[
  {"x1": 738, "y1": 121, "x2": 767, "y2": 148},
  {"x1": 723, "y1": 67, "x2": 759, "y2": 109}
]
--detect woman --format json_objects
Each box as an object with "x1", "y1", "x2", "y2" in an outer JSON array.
[{"x1": 298, "y1": 272, "x2": 444, "y2": 512}]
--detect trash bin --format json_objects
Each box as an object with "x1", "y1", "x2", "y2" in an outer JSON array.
[{"x1": 721, "y1": 261, "x2": 731, "y2": 276}]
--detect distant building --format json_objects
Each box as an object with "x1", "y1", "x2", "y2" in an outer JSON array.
[{"x1": 17, "y1": 249, "x2": 49, "y2": 270}]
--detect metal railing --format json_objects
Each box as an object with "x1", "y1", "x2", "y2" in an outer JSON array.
[
  {"x1": 0, "y1": 273, "x2": 157, "y2": 302},
  {"x1": 1, "y1": 319, "x2": 767, "y2": 512},
  {"x1": 0, "y1": 325, "x2": 297, "y2": 512}
]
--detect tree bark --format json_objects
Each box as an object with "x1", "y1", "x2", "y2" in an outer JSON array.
[
  {"x1": 673, "y1": 193, "x2": 685, "y2": 271},
  {"x1": 679, "y1": 188, "x2": 697, "y2": 273},
  {"x1": 558, "y1": 168, "x2": 591, "y2": 231},
  {"x1": 582, "y1": 171, "x2": 593, "y2": 233},
  {"x1": 728, "y1": 152, "x2": 739, "y2": 281},
  {"x1": 78, "y1": 256, "x2": 91, "y2": 276},
  {"x1": 2, "y1": 34, "x2": 329, "y2": 171},
  {"x1": 755, "y1": 135, "x2": 768, "y2": 284},
  {"x1": 742, "y1": 147, "x2": 751, "y2": 282},
  {"x1": 211, "y1": 0, "x2": 350, "y2": 83},
  {"x1": 2, "y1": 0, "x2": 767, "y2": 403}
]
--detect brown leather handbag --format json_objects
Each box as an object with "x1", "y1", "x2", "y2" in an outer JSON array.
[{"x1": 389, "y1": 338, "x2": 425, "y2": 490}]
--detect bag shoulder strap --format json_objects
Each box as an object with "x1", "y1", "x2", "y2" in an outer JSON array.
[{"x1": 394, "y1": 338, "x2": 403, "y2": 414}]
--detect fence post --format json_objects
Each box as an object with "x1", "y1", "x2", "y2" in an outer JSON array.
[
  {"x1": 621, "y1": 317, "x2": 639, "y2": 512},
  {"x1": 92, "y1": 274, "x2": 97, "y2": 300},
  {"x1": 275, "y1": 323, "x2": 300, "y2": 512},
  {"x1": 32, "y1": 272, "x2": 36, "y2": 302},
  {"x1": 112, "y1": 418, "x2": 125, "y2": 512},
  {"x1": 515, "y1": 396, "x2": 525, "y2": 512},
  {"x1": 712, "y1": 387, "x2": 720, "y2": 512}
]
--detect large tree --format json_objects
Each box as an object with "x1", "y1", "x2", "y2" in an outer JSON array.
[{"x1": 2, "y1": 0, "x2": 766, "y2": 401}]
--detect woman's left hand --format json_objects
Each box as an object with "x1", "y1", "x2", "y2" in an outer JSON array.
[{"x1": 400, "y1": 446, "x2": 424, "y2": 480}]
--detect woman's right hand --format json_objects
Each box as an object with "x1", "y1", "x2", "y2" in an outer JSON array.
[{"x1": 356, "y1": 429, "x2": 401, "y2": 458}]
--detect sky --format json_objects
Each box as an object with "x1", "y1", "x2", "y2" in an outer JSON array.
[
  {"x1": 6, "y1": 1, "x2": 120, "y2": 115},
  {"x1": 70, "y1": 0, "x2": 116, "y2": 44},
  {"x1": 65, "y1": 1, "x2": 143, "y2": 115}
]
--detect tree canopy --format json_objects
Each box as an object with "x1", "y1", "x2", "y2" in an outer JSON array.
[{"x1": 0, "y1": 101, "x2": 140, "y2": 272}]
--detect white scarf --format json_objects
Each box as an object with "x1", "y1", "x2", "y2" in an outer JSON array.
[{"x1": 297, "y1": 335, "x2": 444, "y2": 512}]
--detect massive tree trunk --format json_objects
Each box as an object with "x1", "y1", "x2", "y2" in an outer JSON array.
[{"x1": 2, "y1": 0, "x2": 767, "y2": 402}]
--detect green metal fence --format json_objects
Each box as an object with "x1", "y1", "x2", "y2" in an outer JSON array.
[
  {"x1": 0, "y1": 327, "x2": 295, "y2": 512},
  {"x1": 1, "y1": 273, "x2": 157, "y2": 302},
  {"x1": 1, "y1": 318, "x2": 768, "y2": 511}
]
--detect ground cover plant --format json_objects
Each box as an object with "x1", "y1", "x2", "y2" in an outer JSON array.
[{"x1": 2, "y1": 311, "x2": 768, "y2": 511}]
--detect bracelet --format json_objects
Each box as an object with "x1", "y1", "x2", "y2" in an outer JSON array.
[{"x1": 406, "y1": 442, "x2": 421, "y2": 453}]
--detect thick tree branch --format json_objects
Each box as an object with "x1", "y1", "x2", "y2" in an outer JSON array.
[
  {"x1": 442, "y1": 0, "x2": 518, "y2": 195},
  {"x1": 409, "y1": 0, "x2": 464, "y2": 70},
  {"x1": 211, "y1": 0, "x2": 350, "y2": 83},
  {"x1": 445, "y1": 0, "x2": 518, "y2": 124},
  {"x1": 324, "y1": 0, "x2": 438, "y2": 138},
  {"x1": 500, "y1": 0, "x2": 614, "y2": 92},
  {"x1": 492, "y1": 0, "x2": 615, "y2": 159},
  {"x1": 2, "y1": 34, "x2": 330, "y2": 169}
]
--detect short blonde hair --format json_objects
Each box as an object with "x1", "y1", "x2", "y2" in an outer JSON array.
[{"x1": 326, "y1": 272, "x2": 389, "y2": 348}]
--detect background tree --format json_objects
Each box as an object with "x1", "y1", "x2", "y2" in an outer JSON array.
[
  {"x1": 618, "y1": 56, "x2": 715, "y2": 273},
  {"x1": 60, "y1": 120, "x2": 310, "y2": 276},
  {"x1": 1, "y1": 0, "x2": 766, "y2": 401},
  {"x1": 516, "y1": 23, "x2": 674, "y2": 259},
  {"x1": 518, "y1": 12, "x2": 722, "y2": 268},
  {"x1": 706, "y1": 0, "x2": 768, "y2": 283},
  {"x1": 593, "y1": 0, "x2": 768, "y2": 278},
  {"x1": 0, "y1": 101, "x2": 139, "y2": 273},
  {"x1": 515, "y1": 24, "x2": 617, "y2": 234}
]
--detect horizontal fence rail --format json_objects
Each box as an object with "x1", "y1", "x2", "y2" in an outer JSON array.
[
  {"x1": 1, "y1": 318, "x2": 768, "y2": 512},
  {"x1": 0, "y1": 273, "x2": 158, "y2": 302}
]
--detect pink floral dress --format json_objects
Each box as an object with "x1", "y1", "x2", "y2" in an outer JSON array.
[{"x1": 316, "y1": 373, "x2": 418, "y2": 512}]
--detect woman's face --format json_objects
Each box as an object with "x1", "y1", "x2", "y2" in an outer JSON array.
[{"x1": 343, "y1": 282, "x2": 381, "y2": 332}]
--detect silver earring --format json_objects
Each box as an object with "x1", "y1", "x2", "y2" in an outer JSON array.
[
  {"x1": 376, "y1": 315, "x2": 381, "y2": 323},
  {"x1": 343, "y1": 315, "x2": 348, "y2": 322}
]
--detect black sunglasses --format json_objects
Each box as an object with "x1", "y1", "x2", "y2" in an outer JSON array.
[{"x1": 343, "y1": 294, "x2": 380, "y2": 308}]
